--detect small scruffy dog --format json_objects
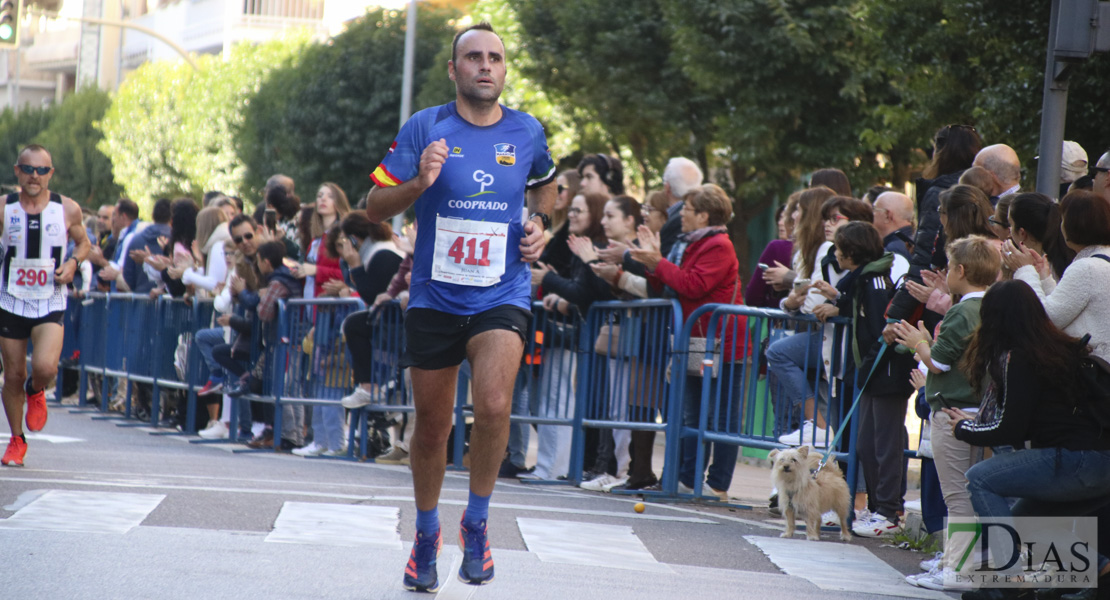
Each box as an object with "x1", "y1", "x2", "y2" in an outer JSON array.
[{"x1": 769, "y1": 446, "x2": 851, "y2": 542}]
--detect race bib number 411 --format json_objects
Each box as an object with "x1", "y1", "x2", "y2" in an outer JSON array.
[
  {"x1": 432, "y1": 215, "x2": 508, "y2": 287},
  {"x1": 8, "y1": 257, "x2": 56, "y2": 300}
]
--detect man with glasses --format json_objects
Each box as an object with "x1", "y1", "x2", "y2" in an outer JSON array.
[
  {"x1": 1, "y1": 145, "x2": 92, "y2": 467},
  {"x1": 366, "y1": 22, "x2": 556, "y2": 592}
]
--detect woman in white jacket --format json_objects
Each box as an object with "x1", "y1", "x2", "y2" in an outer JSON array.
[
  {"x1": 179, "y1": 207, "x2": 232, "y2": 297},
  {"x1": 1004, "y1": 190, "x2": 1110, "y2": 363}
]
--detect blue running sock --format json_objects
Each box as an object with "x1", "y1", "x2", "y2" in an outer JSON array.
[
  {"x1": 464, "y1": 490, "x2": 491, "y2": 524},
  {"x1": 416, "y1": 506, "x2": 439, "y2": 535}
]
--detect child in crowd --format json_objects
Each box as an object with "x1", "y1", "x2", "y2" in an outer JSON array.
[
  {"x1": 812, "y1": 222, "x2": 916, "y2": 537},
  {"x1": 891, "y1": 235, "x2": 1001, "y2": 590}
]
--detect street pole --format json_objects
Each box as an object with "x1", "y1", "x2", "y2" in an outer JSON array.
[
  {"x1": 1036, "y1": 0, "x2": 1067, "y2": 198},
  {"x1": 393, "y1": 0, "x2": 417, "y2": 231}
]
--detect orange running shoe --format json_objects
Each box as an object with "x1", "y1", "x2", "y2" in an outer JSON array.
[
  {"x1": 25, "y1": 388, "x2": 47, "y2": 432},
  {"x1": 2, "y1": 436, "x2": 27, "y2": 467}
]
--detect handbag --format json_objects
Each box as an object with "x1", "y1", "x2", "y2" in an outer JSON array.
[
  {"x1": 594, "y1": 324, "x2": 620, "y2": 356},
  {"x1": 686, "y1": 276, "x2": 741, "y2": 376}
]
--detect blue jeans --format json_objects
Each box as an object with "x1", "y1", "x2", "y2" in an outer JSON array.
[
  {"x1": 311, "y1": 404, "x2": 345, "y2": 452},
  {"x1": 507, "y1": 366, "x2": 531, "y2": 469},
  {"x1": 195, "y1": 327, "x2": 226, "y2": 382},
  {"x1": 967, "y1": 447, "x2": 1110, "y2": 572},
  {"x1": 680, "y1": 366, "x2": 743, "y2": 492},
  {"x1": 766, "y1": 330, "x2": 823, "y2": 428}
]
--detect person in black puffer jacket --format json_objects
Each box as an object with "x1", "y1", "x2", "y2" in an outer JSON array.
[
  {"x1": 812, "y1": 222, "x2": 916, "y2": 534},
  {"x1": 885, "y1": 124, "x2": 982, "y2": 329}
]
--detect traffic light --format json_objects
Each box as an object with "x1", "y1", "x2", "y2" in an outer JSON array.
[{"x1": 0, "y1": 0, "x2": 19, "y2": 50}]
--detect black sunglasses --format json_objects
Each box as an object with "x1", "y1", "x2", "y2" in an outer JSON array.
[
  {"x1": 233, "y1": 232, "x2": 254, "y2": 244},
  {"x1": 16, "y1": 164, "x2": 52, "y2": 176},
  {"x1": 1094, "y1": 167, "x2": 1110, "y2": 175},
  {"x1": 557, "y1": 184, "x2": 566, "y2": 193},
  {"x1": 988, "y1": 217, "x2": 1008, "y2": 228}
]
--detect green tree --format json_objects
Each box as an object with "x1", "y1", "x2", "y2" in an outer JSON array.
[
  {"x1": 0, "y1": 103, "x2": 56, "y2": 193},
  {"x1": 99, "y1": 32, "x2": 309, "y2": 213},
  {"x1": 859, "y1": 0, "x2": 1110, "y2": 189},
  {"x1": 236, "y1": 7, "x2": 459, "y2": 204},
  {"x1": 33, "y1": 87, "x2": 122, "y2": 206}
]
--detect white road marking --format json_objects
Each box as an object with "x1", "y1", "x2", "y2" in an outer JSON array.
[
  {"x1": 433, "y1": 550, "x2": 477, "y2": 600},
  {"x1": 266, "y1": 502, "x2": 401, "y2": 548},
  {"x1": 745, "y1": 535, "x2": 950, "y2": 599},
  {"x1": 0, "y1": 490, "x2": 164, "y2": 534},
  {"x1": 0, "y1": 431, "x2": 84, "y2": 443},
  {"x1": 517, "y1": 517, "x2": 672, "y2": 573},
  {"x1": 0, "y1": 476, "x2": 715, "y2": 524}
]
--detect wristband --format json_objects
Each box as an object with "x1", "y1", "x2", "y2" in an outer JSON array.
[{"x1": 915, "y1": 340, "x2": 929, "y2": 350}]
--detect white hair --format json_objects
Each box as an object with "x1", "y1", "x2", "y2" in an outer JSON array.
[{"x1": 663, "y1": 157, "x2": 703, "y2": 199}]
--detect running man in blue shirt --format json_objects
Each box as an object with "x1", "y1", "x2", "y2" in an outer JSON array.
[{"x1": 366, "y1": 22, "x2": 556, "y2": 592}]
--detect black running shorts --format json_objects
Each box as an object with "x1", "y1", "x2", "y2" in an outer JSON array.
[
  {"x1": 0, "y1": 309, "x2": 65, "y2": 340},
  {"x1": 401, "y1": 305, "x2": 530, "y2": 370}
]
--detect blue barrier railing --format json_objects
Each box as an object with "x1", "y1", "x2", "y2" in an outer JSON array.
[{"x1": 62, "y1": 291, "x2": 883, "y2": 503}]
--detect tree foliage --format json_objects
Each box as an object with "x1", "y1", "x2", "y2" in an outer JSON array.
[
  {"x1": 236, "y1": 7, "x2": 459, "y2": 204},
  {"x1": 33, "y1": 87, "x2": 122, "y2": 206},
  {"x1": 860, "y1": 0, "x2": 1110, "y2": 187},
  {"x1": 98, "y1": 32, "x2": 310, "y2": 213},
  {"x1": 0, "y1": 88, "x2": 120, "y2": 207}
]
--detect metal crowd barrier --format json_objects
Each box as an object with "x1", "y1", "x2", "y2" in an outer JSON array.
[
  {"x1": 62, "y1": 291, "x2": 881, "y2": 504},
  {"x1": 662, "y1": 304, "x2": 859, "y2": 499}
]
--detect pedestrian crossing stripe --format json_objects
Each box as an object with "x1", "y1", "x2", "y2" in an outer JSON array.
[
  {"x1": 517, "y1": 517, "x2": 672, "y2": 573},
  {"x1": 0, "y1": 490, "x2": 163, "y2": 534},
  {"x1": 266, "y1": 502, "x2": 401, "y2": 549}
]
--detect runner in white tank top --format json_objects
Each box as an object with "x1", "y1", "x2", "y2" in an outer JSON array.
[{"x1": 1, "y1": 145, "x2": 91, "y2": 468}]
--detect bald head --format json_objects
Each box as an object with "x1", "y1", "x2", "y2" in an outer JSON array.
[
  {"x1": 265, "y1": 174, "x2": 294, "y2": 196},
  {"x1": 972, "y1": 144, "x2": 1021, "y2": 196},
  {"x1": 1092, "y1": 151, "x2": 1110, "y2": 202},
  {"x1": 873, "y1": 192, "x2": 914, "y2": 237}
]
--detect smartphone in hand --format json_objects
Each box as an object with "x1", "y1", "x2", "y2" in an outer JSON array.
[{"x1": 933, "y1": 392, "x2": 953, "y2": 410}]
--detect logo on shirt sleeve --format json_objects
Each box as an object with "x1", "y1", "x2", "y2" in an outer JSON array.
[
  {"x1": 494, "y1": 143, "x2": 516, "y2": 166},
  {"x1": 387, "y1": 141, "x2": 397, "y2": 154}
]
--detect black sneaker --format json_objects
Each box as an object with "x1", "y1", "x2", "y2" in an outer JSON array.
[{"x1": 497, "y1": 459, "x2": 530, "y2": 479}]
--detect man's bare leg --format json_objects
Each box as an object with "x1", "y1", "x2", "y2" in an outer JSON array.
[
  {"x1": 29, "y1": 323, "x2": 63, "y2": 393},
  {"x1": 0, "y1": 336, "x2": 29, "y2": 437},
  {"x1": 464, "y1": 329, "x2": 523, "y2": 497},
  {"x1": 409, "y1": 364, "x2": 460, "y2": 512}
]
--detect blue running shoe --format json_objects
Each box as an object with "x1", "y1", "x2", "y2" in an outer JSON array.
[
  {"x1": 403, "y1": 528, "x2": 442, "y2": 593},
  {"x1": 457, "y1": 515, "x2": 494, "y2": 585}
]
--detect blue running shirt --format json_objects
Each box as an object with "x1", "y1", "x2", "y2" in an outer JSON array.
[{"x1": 371, "y1": 102, "x2": 556, "y2": 315}]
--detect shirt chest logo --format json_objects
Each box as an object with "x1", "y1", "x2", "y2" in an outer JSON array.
[{"x1": 494, "y1": 143, "x2": 516, "y2": 166}]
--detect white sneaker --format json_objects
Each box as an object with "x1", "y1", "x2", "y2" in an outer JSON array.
[
  {"x1": 198, "y1": 420, "x2": 229, "y2": 440},
  {"x1": 854, "y1": 508, "x2": 872, "y2": 523},
  {"x1": 851, "y1": 513, "x2": 900, "y2": 537},
  {"x1": 321, "y1": 445, "x2": 348, "y2": 457},
  {"x1": 375, "y1": 446, "x2": 409, "y2": 465},
  {"x1": 822, "y1": 511, "x2": 841, "y2": 527},
  {"x1": 340, "y1": 387, "x2": 376, "y2": 409},
  {"x1": 906, "y1": 567, "x2": 973, "y2": 591},
  {"x1": 292, "y1": 442, "x2": 325, "y2": 457},
  {"x1": 776, "y1": 420, "x2": 829, "y2": 448},
  {"x1": 599, "y1": 476, "x2": 629, "y2": 492},
  {"x1": 678, "y1": 482, "x2": 729, "y2": 501},
  {"x1": 577, "y1": 472, "x2": 621, "y2": 490},
  {"x1": 580, "y1": 473, "x2": 620, "y2": 492},
  {"x1": 919, "y1": 551, "x2": 943, "y2": 572}
]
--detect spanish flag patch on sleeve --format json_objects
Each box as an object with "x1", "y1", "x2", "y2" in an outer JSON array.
[{"x1": 370, "y1": 164, "x2": 402, "y2": 188}]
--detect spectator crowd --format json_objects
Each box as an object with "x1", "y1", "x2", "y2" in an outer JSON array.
[{"x1": 64, "y1": 129, "x2": 1110, "y2": 599}]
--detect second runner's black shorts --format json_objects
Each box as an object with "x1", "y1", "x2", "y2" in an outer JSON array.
[{"x1": 401, "y1": 305, "x2": 530, "y2": 370}]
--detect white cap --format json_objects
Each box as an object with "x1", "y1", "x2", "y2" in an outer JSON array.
[{"x1": 1061, "y1": 140, "x2": 1088, "y2": 183}]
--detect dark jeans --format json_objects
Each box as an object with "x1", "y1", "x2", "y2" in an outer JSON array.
[
  {"x1": 856, "y1": 390, "x2": 909, "y2": 521},
  {"x1": 680, "y1": 367, "x2": 743, "y2": 492},
  {"x1": 342, "y1": 310, "x2": 374, "y2": 385},
  {"x1": 212, "y1": 343, "x2": 253, "y2": 432}
]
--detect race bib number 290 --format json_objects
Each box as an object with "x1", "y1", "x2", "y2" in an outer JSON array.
[
  {"x1": 8, "y1": 258, "x2": 55, "y2": 300},
  {"x1": 432, "y1": 215, "x2": 508, "y2": 287}
]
